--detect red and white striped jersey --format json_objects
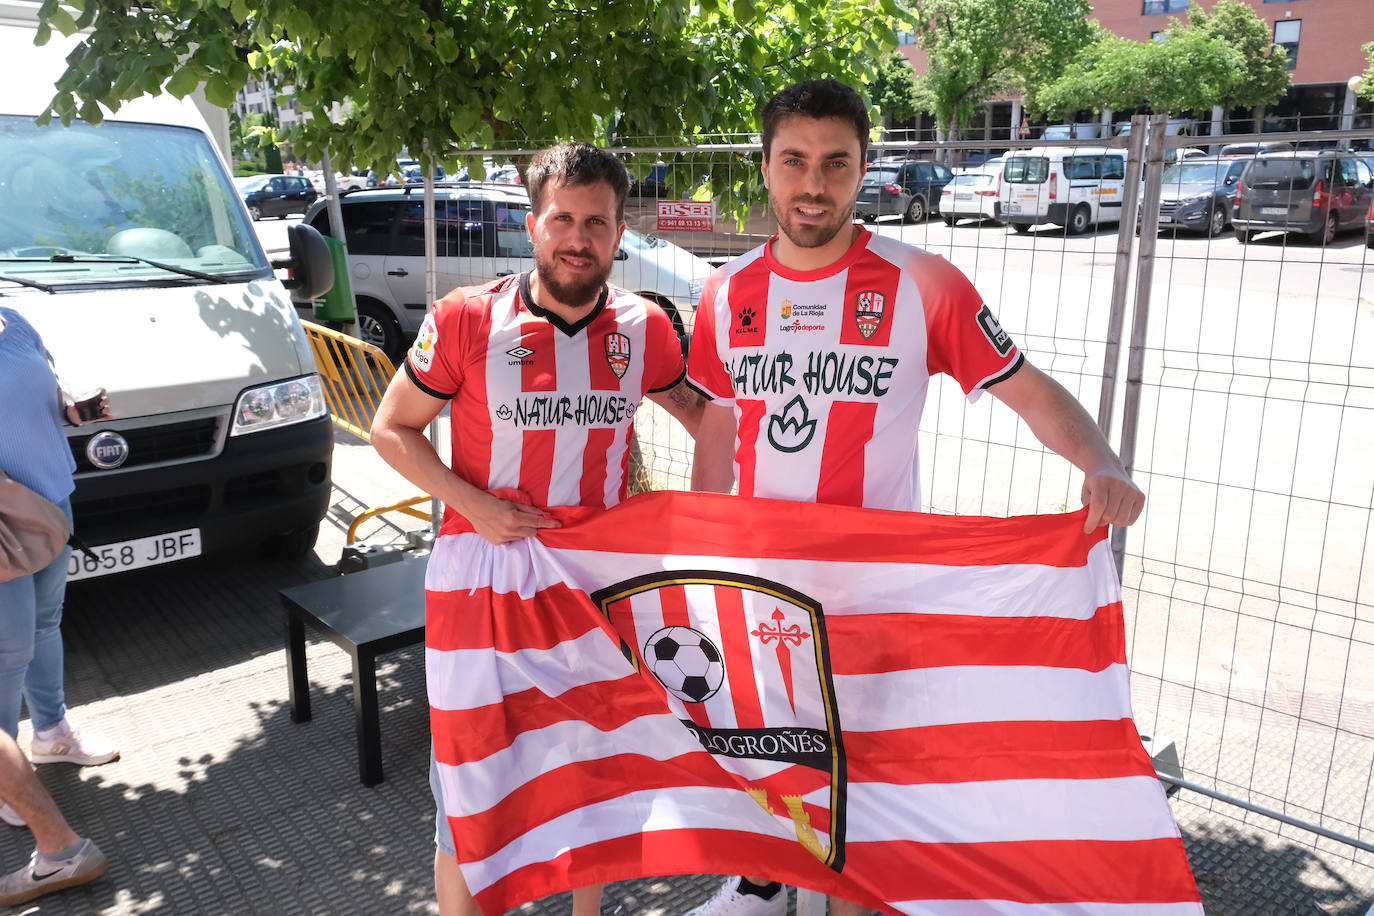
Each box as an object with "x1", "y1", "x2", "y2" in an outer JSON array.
[
  {"x1": 406, "y1": 274, "x2": 684, "y2": 532},
  {"x1": 686, "y1": 227, "x2": 1022, "y2": 511}
]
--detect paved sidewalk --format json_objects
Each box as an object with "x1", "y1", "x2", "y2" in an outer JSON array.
[{"x1": 3, "y1": 433, "x2": 1373, "y2": 913}]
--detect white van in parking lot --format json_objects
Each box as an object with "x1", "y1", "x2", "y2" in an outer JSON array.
[
  {"x1": 2, "y1": 24, "x2": 336, "y2": 578},
  {"x1": 999, "y1": 146, "x2": 1128, "y2": 234},
  {"x1": 298, "y1": 184, "x2": 712, "y2": 358}
]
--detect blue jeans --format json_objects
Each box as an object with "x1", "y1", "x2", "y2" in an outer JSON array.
[{"x1": 0, "y1": 497, "x2": 71, "y2": 738}]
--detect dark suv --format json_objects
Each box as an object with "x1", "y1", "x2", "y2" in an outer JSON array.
[
  {"x1": 854, "y1": 158, "x2": 955, "y2": 223},
  {"x1": 1232, "y1": 151, "x2": 1374, "y2": 245}
]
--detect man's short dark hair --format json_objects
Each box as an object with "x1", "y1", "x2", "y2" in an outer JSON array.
[
  {"x1": 761, "y1": 79, "x2": 871, "y2": 162},
  {"x1": 525, "y1": 143, "x2": 630, "y2": 222}
]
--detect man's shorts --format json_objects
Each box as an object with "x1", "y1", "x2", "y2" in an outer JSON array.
[{"x1": 430, "y1": 744, "x2": 455, "y2": 857}]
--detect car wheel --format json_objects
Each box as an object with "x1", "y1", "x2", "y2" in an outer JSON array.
[
  {"x1": 942, "y1": 215, "x2": 955, "y2": 227},
  {"x1": 355, "y1": 300, "x2": 405, "y2": 362},
  {"x1": 261, "y1": 523, "x2": 320, "y2": 560},
  {"x1": 861, "y1": 214, "x2": 876, "y2": 224},
  {"x1": 1236, "y1": 229, "x2": 1253, "y2": 245},
  {"x1": 1012, "y1": 223, "x2": 1030, "y2": 234},
  {"x1": 1367, "y1": 229, "x2": 1374, "y2": 250},
  {"x1": 248, "y1": 204, "x2": 262, "y2": 221},
  {"x1": 1206, "y1": 206, "x2": 1226, "y2": 238},
  {"x1": 1311, "y1": 211, "x2": 1337, "y2": 246},
  {"x1": 1067, "y1": 205, "x2": 1091, "y2": 235},
  {"x1": 904, "y1": 196, "x2": 926, "y2": 224}
]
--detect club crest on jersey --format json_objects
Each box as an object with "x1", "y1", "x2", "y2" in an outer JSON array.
[
  {"x1": 605, "y1": 332, "x2": 631, "y2": 379},
  {"x1": 853, "y1": 290, "x2": 885, "y2": 340},
  {"x1": 591, "y1": 571, "x2": 847, "y2": 871}
]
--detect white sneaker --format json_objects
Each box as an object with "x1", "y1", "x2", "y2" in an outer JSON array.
[
  {"x1": 0, "y1": 804, "x2": 24, "y2": 827},
  {"x1": 29, "y1": 720, "x2": 119, "y2": 766},
  {"x1": 0, "y1": 838, "x2": 107, "y2": 905},
  {"x1": 684, "y1": 878, "x2": 787, "y2": 916}
]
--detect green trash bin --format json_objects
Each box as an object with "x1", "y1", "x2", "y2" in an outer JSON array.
[{"x1": 313, "y1": 235, "x2": 356, "y2": 322}]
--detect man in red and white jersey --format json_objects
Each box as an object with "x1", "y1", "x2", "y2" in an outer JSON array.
[
  {"x1": 372, "y1": 143, "x2": 704, "y2": 916},
  {"x1": 683, "y1": 79, "x2": 1144, "y2": 916}
]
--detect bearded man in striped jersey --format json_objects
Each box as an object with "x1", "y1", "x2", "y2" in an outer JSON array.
[
  {"x1": 372, "y1": 142, "x2": 704, "y2": 916},
  {"x1": 682, "y1": 79, "x2": 1145, "y2": 916}
]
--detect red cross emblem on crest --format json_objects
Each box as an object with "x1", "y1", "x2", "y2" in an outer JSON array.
[
  {"x1": 605, "y1": 332, "x2": 631, "y2": 379},
  {"x1": 751, "y1": 608, "x2": 812, "y2": 715},
  {"x1": 854, "y1": 290, "x2": 885, "y2": 340}
]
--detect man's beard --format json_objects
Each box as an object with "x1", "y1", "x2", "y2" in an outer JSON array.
[
  {"x1": 771, "y1": 194, "x2": 855, "y2": 250},
  {"x1": 533, "y1": 244, "x2": 611, "y2": 309}
]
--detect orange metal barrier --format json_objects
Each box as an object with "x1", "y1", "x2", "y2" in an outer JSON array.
[{"x1": 301, "y1": 321, "x2": 432, "y2": 543}]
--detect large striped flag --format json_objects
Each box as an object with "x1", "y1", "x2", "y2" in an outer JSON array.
[{"x1": 426, "y1": 491, "x2": 1201, "y2": 915}]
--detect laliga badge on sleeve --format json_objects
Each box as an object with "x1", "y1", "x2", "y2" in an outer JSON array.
[{"x1": 410, "y1": 313, "x2": 438, "y2": 371}]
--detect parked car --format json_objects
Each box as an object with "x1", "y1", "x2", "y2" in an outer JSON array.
[
  {"x1": 1219, "y1": 141, "x2": 1294, "y2": 158},
  {"x1": 1367, "y1": 196, "x2": 1374, "y2": 249},
  {"x1": 241, "y1": 173, "x2": 318, "y2": 220},
  {"x1": 295, "y1": 185, "x2": 711, "y2": 359},
  {"x1": 1146, "y1": 156, "x2": 1246, "y2": 237},
  {"x1": 999, "y1": 146, "x2": 1127, "y2": 234},
  {"x1": 1232, "y1": 151, "x2": 1374, "y2": 245},
  {"x1": 939, "y1": 170, "x2": 1002, "y2": 226},
  {"x1": 854, "y1": 158, "x2": 955, "y2": 223}
]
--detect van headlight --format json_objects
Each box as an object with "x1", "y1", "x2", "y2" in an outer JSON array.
[
  {"x1": 231, "y1": 375, "x2": 328, "y2": 435},
  {"x1": 689, "y1": 278, "x2": 705, "y2": 304}
]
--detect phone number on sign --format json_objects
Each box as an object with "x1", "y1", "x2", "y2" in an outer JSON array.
[{"x1": 67, "y1": 529, "x2": 202, "y2": 581}]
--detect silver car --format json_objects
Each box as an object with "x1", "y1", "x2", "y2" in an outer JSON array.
[
  {"x1": 296, "y1": 184, "x2": 710, "y2": 359},
  {"x1": 1148, "y1": 157, "x2": 1246, "y2": 237}
]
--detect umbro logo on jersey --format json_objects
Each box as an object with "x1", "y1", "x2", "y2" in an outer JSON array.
[
  {"x1": 506, "y1": 345, "x2": 535, "y2": 366},
  {"x1": 605, "y1": 332, "x2": 631, "y2": 379},
  {"x1": 976, "y1": 304, "x2": 1013, "y2": 356},
  {"x1": 854, "y1": 290, "x2": 886, "y2": 340}
]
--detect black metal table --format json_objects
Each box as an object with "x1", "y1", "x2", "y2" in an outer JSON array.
[{"x1": 280, "y1": 557, "x2": 427, "y2": 786}]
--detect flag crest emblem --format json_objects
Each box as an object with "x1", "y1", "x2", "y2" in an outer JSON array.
[
  {"x1": 854, "y1": 291, "x2": 885, "y2": 340},
  {"x1": 592, "y1": 571, "x2": 847, "y2": 870},
  {"x1": 605, "y1": 332, "x2": 631, "y2": 379}
]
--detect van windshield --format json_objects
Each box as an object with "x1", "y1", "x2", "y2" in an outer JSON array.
[{"x1": 0, "y1": 116, "x2": 266, "y2": 286}]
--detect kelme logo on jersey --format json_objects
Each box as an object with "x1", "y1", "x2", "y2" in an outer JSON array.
[
  {"x1": 976, "y1": 304, "x2": 1013, "y2": 356},
  {"x1": 767, "y1": 395, "x2": 818, "y2": 452},
  {"x1": 854, "y1": 290, "x2": 885, "y2": 340},
  {"x1": 605, "y1": 332, "x2": 631, "y2": 379},
  {"x1": 730, "y1": 306, "x2": 764, "y2": 347},
  {"x1": 410, "y1": 314, "x2": 438, "y2": 371}
]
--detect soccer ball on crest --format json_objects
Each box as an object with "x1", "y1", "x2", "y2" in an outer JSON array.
[{"x1": 644, "y1": 626, "x2": 725, "y2": 703}]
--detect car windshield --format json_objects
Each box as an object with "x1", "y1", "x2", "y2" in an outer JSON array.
[
  {"x1": 621, "y1": 227, "x2": 668, "y2": 249},
  {"x1": 1161, "y1": 162, "x2": 1234, "y2": 185},
  {"x1": 234, "y1": 175, "x2": 271, "y2": 194},
  {"x1": 0, "y1": 116, "x2": 265, "y2": 287},
  {"x1": 862, "y1": 169, "x2": 900, "y2": 186}
]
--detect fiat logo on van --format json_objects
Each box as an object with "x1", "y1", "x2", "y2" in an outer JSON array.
[{"x1": 86, "y1": 431, "x2": 129, "y2": 470}]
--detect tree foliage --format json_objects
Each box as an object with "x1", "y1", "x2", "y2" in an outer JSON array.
[
  {"x1": 867, "y1": 51, "x2": 933, "y2": 126},
  {"x1": 1358, "y1": 42, "x2": 1374, "y2": 103},
  {"x1": 909, "y1": 0, "x2": 1094, "y2": 144},
  {"x1": 33, "y1": 0, "x2": 905, "y2": 214},
  {"x1": 1035, "y1": 0, "x2": 1287, "y2": 119}
]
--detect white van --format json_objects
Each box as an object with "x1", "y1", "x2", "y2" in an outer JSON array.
[
  {"x1": 999, "y1": 146, "x2": 1128, "y2": 234},
  {"x1": 298, "y1": 184, "x2": 712, "y2": 359},
  {"x1": 2, "y1": 24, "x2": 337, "y2": 578}
]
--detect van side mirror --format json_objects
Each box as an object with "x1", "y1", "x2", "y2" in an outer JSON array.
[{"x1": 275, "y1": 223, "x2": 335, "y2": 300}]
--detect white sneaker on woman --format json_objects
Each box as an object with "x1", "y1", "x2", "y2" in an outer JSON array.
[{"x1": 29, "y1": 720, "x2": 119, "y2": 766}]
